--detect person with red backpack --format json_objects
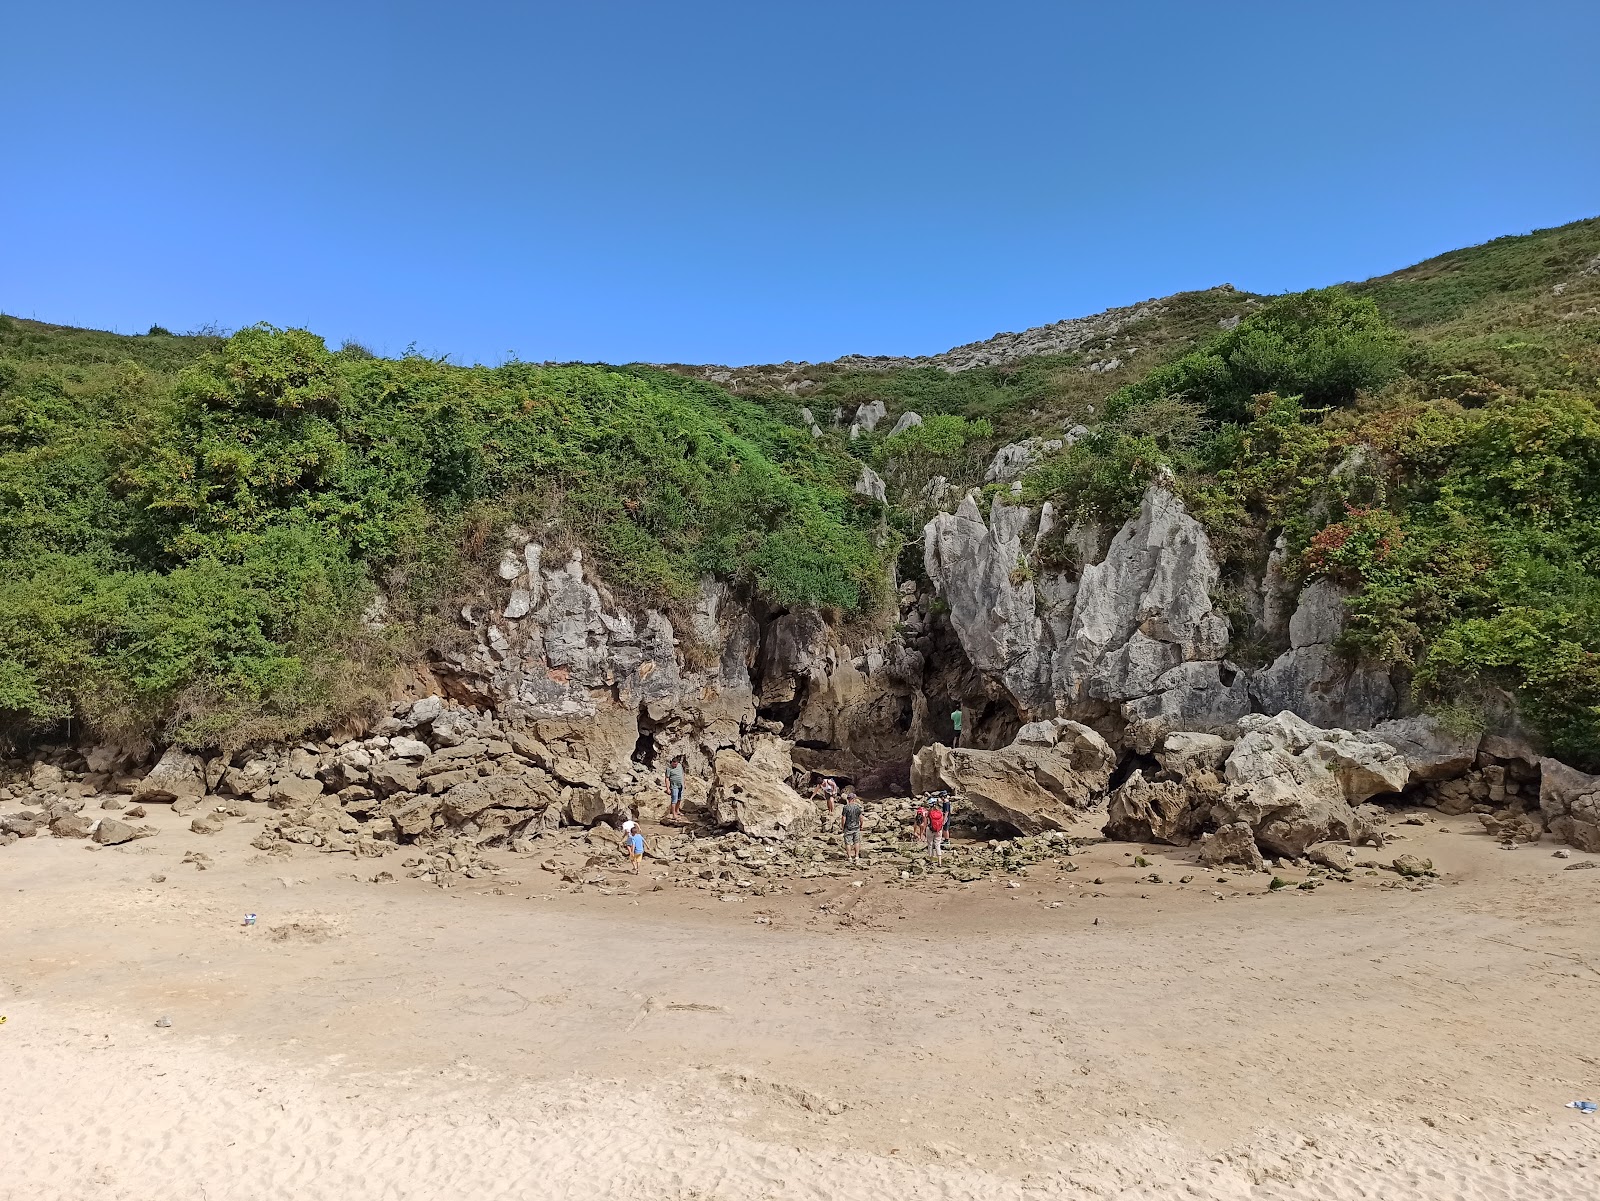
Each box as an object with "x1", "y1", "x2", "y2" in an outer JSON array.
[{"x1": 926, "y1": 797, "x2": 946, "y2": 862}]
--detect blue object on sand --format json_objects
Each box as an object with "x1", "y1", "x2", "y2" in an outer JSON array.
[{"x1": 1566, "y1": 1101, "x2": 1597, "y2": 1114}]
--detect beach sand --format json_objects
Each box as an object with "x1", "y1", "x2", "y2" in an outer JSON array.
[{"x1": 3, "y1": 804, "x2": 1597, "y2": 1199}]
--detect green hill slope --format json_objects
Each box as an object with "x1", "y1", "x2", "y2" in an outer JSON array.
[{"x1": 0, "y1": 318, "x2": 886, "y2": 747}]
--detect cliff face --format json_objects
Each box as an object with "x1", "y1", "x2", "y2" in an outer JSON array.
[{"x1": 924, "y1": 482, "x2": 1398, "y2": 749}]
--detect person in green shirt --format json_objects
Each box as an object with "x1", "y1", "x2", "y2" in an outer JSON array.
[{"x1": 950, "y1": 707, "x2": 963, "y2": 748}]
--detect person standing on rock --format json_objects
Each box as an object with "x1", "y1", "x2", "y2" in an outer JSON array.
[
  {"x1": 666, "y1": 756, "x2": 686, "y2": 822},
  {"x1": 950, "y1": 707, "x2": 963, "y2": 748},
  {"x1": 839, "y1": 791, "x2": 864, "y2": 863}
]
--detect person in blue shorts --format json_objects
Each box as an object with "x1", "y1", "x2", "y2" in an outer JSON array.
[{"x1": 626, "y1": 829, "x2": 646, "y2": 873}]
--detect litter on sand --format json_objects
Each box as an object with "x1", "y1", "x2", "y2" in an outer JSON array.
[{"x1": 1565, "y1": 1101, "x2": 1596, "y2": 1114}]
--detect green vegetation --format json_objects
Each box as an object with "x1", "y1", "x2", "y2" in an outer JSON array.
[
  {"x1": 0, "y1": 320, "x2": 886, "y2": 747},
  {"x1": 1014, "y1": 219, "x2": 1600, "y2": 765}
]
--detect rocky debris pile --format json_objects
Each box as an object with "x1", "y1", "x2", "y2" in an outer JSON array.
[
  {"x1": 1109, "y1": 712, "x2": 1405, "y2": 868},
  {"x1": 0, "y1": 788, "x2": 157, "y2": 848},
  {"x1": 910, "y1": 719, "x2": 1115, "y2": 834},
  {"x1": 520, "y1": 803, "x2": 1081, "y2": 895}
]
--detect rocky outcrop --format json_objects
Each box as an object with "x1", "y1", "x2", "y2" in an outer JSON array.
[
  {"x1": 910, "y1": 719, "x2": 1114, "y2": 834},
  {"x1": 924, "y1": 494, "x2": 1051, "y2": 709},
  {"x1": 984, "y1": 438, "x2": 1063, "y2": 484},
  {"x1": 1104, "y1": 731, "x2": 1230, "y2": 845},
  {"x1": 132, "y1": 748, "x2": 207, "y2": 803},
  {"x1": 1539, "y1": 759, "x2": 1600, "y2": 852},
  {"x1": 854, "y1": 465, "x2": 887, "y2": 503},
  {"x1": 1370, "y1": 716, "x2": 1481, "y2": 782},
  {"x1": 1215, "y1": 713, "x2": 1404, "y2": 858},
  {"x1": 921, "y1": 482, "x2": 1395, "y2": 747},
  {"x1": 1251, "y1": 580, "x2": 1395, "y2": 730},
  {"x1": 1102, "y1": 714, "x2": 1405, "y2": 860}
]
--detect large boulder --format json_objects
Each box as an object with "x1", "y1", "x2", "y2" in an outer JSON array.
[
  {"x1": 1214, "y1": 712, "x2": 1407, "y2": 858},
  {"x1": 1104, "y1": 731, "x2": 1232, "y2": 845},
  {"x1": 1369, "y1": 716, "x2": 1481, "y2": 782},
  {"x1": 133, "y1": 748, "x2": 208, "y2": 803},
  {"x1": 911, "y1": 720, "x2": 1114, "y2": 835},
  {"x1": 709, "y1": 738, "x2": 819, "y2": 839},
  {"x1": 1539, "y1": 759, "x2": 1600, "y2": 852}
]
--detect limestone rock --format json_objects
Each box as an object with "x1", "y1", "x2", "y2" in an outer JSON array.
[
  {"x1": 1104, "y1": 770, "x2": 1201, "y2": 844},
  {"x1": 269, "y1": 777, "x2": 325, "y2": 807},
  {"x1": 93, "y1": 818, "x2": 142, "y2": 845},
  {"x1": 1196, "y1": 821, "x2": 1266, "y2": 872},
  {"x1": 887, "y1": 411, "x2": 923, "y2": 437},
  {"x1": 709, "y1": 739, "x2": 818, "y2": 840},
  {"x1": 387, "y1": 737, "x2": 431, "y2": 760},
  {"x1": 370, "y1": 761, "x2": 421, "y2": 795},
  {"x1": 910, "y1": 722, "x2": 1114, "y2": 835},
  {"x1": 924, "y1": 494, "x2": 1051, "y2": 708},
  {"x1": 190, "y1": 814, "x2": 225, "y2": 835},
  {"x1": 1214, "y1": 712, "x2": 1407, "y2": 859},
  {"x1": 133, "y1": 748, "x2": 207, "y2": 802},
  {"x1": 1251, "y1": 580, "x2": 1395, "y2": 729},
  {"x1": 853, "y1": 465, "x2": 887, "y2": 503},
  {"x1": 1538, "y1": 758, "x2": 1600, "y2": 852},
  {"x1": 50, "y1": 813, "x2": 95, "y2": 838},
  {"x1": 1057, "y1": 485, "x2": 1231, "y2": 713},
  {"x1": 1369, "y1": 716, "x2": 1480, "y2": 782},
  {"x1": 983, "y1": 438, "x2": 1062, "y2": 483}
]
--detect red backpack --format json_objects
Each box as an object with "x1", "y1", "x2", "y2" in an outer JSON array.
[{"x1": 928, "y1": 806, "x2": 946, "y2": 832}]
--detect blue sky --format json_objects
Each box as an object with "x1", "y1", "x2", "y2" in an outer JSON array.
[{"x1": 3, "y1": 1, "x2": 1596, "y2": 365}]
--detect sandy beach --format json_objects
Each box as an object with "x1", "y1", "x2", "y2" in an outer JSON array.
[{"x1": 4, "y1": 804, "x2": 1598, "y2": 1200}]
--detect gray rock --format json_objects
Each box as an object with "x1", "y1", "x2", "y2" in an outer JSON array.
[
  {"x1": 1251, "y1": 580, "x2": 1395, "y2": 729},
  {"x1": 924, "y1": 494, "x2": 1051, "y2": 708},
  {"x1": 910, "y1": 722, "x2": 1114, "y2": 835},
  {"x1": 1057, "y1": 484, "x2": 1230, "y2": 712},
  {"x1": 1214, "y1": 712, "x2": 1407, "y2": 859},
  {"x1": 370, "y1": 762, "x2": 421, "y2": 795},
  {"x1": 133, "y1": 748, "x2": 207, "y2": 803},
  {"x1": 93, "y1": 818, "x2": 140, "y2": 845},
  {"x1": 853, "y1": 465, "x2": 887, "y2": 503},
  {"x1": 1538, "y1": 758, "x2": 1600, "y2": 852},
  {"x1": 50, "y1": 814, "x2": 95, "y2": 839},
  {"x1": 1369, "y1": 716, "x2": 1480, "y2": 782},
  {"x1": 983, "y1": 438, "x2": 1062, "y2": 483},
  {"x1": 269, "y1": 777, "x2": 325, "y2": 807},
  {"x1": 1197, "y1": 821, "x2": 1266, "y2": 872},
  {"x1": 886, "y1": 411, "x2": 923, "y2": 437},
  {"x1": 387, "y1": 737, "x2": 431, "y2": 760},
  {"x1": 408, "y1": 695, "x2": 444, "y2": 726},
  {"x1": 710, "y1": 738, "x2": 818, "y2": 839}
]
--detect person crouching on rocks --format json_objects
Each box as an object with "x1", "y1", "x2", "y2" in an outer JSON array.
[
  {"x1": 839, "y1": 790, "x2": 864, "y2": 863},
  {"x1": 666, "y1": 756, "x2": 686, "y2": 822}
]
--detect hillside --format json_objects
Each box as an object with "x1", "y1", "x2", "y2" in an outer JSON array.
[
  {"x1": 681, "y1": 216, "x2": 1600, "y2": 763},
  {"x1": 3, "y1": 215, "x2": 1599, "y2": 763},
  {"x1": 0, "y1": 318, "x2": 887, "y2": 749}
]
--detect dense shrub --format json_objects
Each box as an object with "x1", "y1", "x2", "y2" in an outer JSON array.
[{"x1": 1107, "y1": 289, "x2": 1404, "y2": 426}]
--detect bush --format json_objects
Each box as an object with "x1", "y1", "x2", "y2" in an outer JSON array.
[{"x1": 1108, "y1": 289, "x2": 1404, "y2": 426}]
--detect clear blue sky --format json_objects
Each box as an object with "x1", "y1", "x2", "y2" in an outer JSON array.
[{"x1": 3, "y1": 1, "x2": 1596, "y2": 366}]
